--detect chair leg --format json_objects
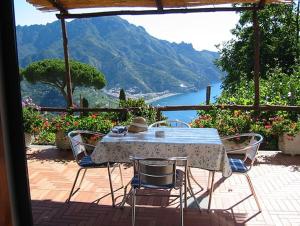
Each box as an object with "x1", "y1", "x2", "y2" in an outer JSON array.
[
  {"x1": 132, "y1": 188, "x2": 136, "y2": 226},
  {"x1": 179, "y1": 186, "x2": 184, "y2": 226},
  {"x1": 78, "y1": 169, "x2": 87, "y2": 188},
  {"x1": 67, "y1": 168, "x2": 84, "y2": 203},
  {"x1": 245, "y1": 174, "x2": 261, "y2": 212},
  {"x1": 186, "y1": 170, "x2": 201, "y2": 212},
  {"x1": 120, "y1": 185, "x2": 132, "y2": 208},
  {"x1": 188, "y1": 167, "x2": 203, "y2": 190},
  {"x1": 118, "y1": 163, "x2": 124, "y2": 187},
  {"x1": 184, "y1": 165, "x2": 188, "y2": 208},
  {"x1": 107, "y1": 163, "x2": 116, "y2": 207},
  {"x1": 207, "y1": 171, "x2": 215, "y2": 212}
]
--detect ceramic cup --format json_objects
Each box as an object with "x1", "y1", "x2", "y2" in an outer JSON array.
[{"x1": 155, "y1": 130, "x2": 165, "y2": 138}]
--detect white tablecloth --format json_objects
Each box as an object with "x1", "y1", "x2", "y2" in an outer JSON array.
[{"x1": 91, "y1": 128, "x2": 232, "y2": 177}]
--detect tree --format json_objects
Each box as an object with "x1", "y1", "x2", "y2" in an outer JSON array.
[
  {"x1": 119, "y1": 88, "x2": 126, "y2": 102},
  {"x1": 22, "y1": 59, "x2": 106, "y2": 104},
  {"x1": 118, "y1": 88, "x2": 127, "y2": 120},
  {"x1": 216, "y1": 4, "x2": 299, "y2": 90}
]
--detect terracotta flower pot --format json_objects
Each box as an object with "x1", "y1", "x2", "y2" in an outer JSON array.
[
  {"x1": 278, "y1": 133, "x2": 300, "y2": 156},
  {"x1": 55, "y1": 130, "x2": 71, "y2": 150},
  {"x1": 24, "y1": 132, "x2": 33, "y2": 147}
]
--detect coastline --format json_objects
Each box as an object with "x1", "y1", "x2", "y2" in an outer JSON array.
[
  {"x1": 103, "y1": 89, "x2": 180, "y2": 103},
  {"x1": 145, "y1": 92, "x2": 179, "y2": 103},
  {"x1": 103, "y1": 82, "x2": 222, "y2": 104}
]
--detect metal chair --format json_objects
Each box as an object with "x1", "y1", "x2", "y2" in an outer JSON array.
[
  {"x1": 149, "y1": 119, "x2": 190, "y2": 128},
  {"x1": 67, "y1": 130, "x2": 123, "y2": 206},
  {"x1": 129, "y1": 156, "x2": 188, "y2": 226},
  {"x1": 149, "y1": 120, "x2": 204, "y2": 206},
  {"x1": 148, "y1": 119, "x2": 202, "y2": 209},
  {"x1": 207, "y1": 133, "x2": 263, "y2": 211}
]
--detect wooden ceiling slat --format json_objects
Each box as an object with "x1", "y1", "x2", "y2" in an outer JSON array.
[{"x1": 26, "y1": 0, "x2": 292, "y2": 12}]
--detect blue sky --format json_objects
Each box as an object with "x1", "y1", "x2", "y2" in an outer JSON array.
[{"x1": 14, "y1": 0, "x2": 239, "y2": 51}]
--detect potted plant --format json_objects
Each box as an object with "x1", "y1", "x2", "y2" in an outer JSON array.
[
  {"x1": 51, "y1": 114, "x2": 78, "y2": 150},
  {"x1": 51, "y1": 113, "x2": 114, "y2": 150},
  {"x1": 22, "y1": 98, "x2": 42, "y2": 147},
  {"x1": 272, "y1": 117, "x2": 300, "y2": 155}
]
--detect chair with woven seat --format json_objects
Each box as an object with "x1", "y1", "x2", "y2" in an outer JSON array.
[
  {"x1": 207, "y1": 133, "x2": 263, "y2": 211},
  {"x1": 148, "y1": 119, "x2": 203, "y2": 209},
  {"x1": 149, "y1": 120, "x2": 204, "y2": 206},
  {"x1": 129, "y1": 156, "x2": 188, "y2": 226},
  {"x1": 67, "y1": 130, "x2": 123, "y2": 206},
  {"x1": 149, "y1": 119, "x2": 190, "y2": 128}
]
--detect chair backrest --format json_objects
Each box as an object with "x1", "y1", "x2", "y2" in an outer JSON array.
[
  {"x1": 130, "y1": 156, "x2": 187, "y2": 189},
  {"x1": 244, "y1": 133, "x2": 263, "y2": 164},
  {"x1": 68, "y1": 131, "x2": 87, "y2": 163},
  {"x1": 149, "y1": 120, "x2": 190, "y2": 128},
  {"x1": 222, "y1": 133, "x2": 263, "y2": 165}
]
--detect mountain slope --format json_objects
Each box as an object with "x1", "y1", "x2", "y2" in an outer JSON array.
[{"x1": 17, "y1": 16, "x2": 223, "y2": 94}]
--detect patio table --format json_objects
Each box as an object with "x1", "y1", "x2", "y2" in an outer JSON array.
[
  {"x1": 92, "y1": 127, "x2": 232, "y2": 177},
  {"x1": 91, "y1": 127, "x2": 232, "y2": 209}
]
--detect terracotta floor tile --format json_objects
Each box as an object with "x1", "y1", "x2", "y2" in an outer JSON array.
[{"x1": 27, "y1": 147, "x2": 300, "y2": 226}]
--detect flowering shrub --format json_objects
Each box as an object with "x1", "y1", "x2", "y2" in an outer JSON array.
[
  {"x1": 34, "y1": 130, "x2": 55, "y2": 144},
  {"x1": 50, "y1": 114, "x2": 77, "y2": 133},
  {"x1": 22, "y1": 97, "x2": 43, "y2": 134},
  {"x1": 78, "y1": 114, "x2": 114, "y2": 134},
  {"x1": 191, "y1": 108, "x2": 300, "y2": 150},
  {"x1": 271, "y1": 117, "x2": 300, "y2": 137},
  {"x1": 120, "y1": 98, "x2": 161, "y2": 124},
  {"x1": 191, "y1": 109, "x2": 252, "y2": 136},
  {"x1": 51, "y1": 113, "x2": 114, "y2": 134}
]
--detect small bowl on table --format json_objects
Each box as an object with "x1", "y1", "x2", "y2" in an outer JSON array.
[{"x1": 155, "y1": 130, "x2": 165, "y2": 138}]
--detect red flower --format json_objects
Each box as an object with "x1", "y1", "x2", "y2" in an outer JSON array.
[
  {"x1": 74, "y1": 121, "x2": 79, "y2": 126},
  {"x1": 91, "y1": 114, "x2": 97, "y2": 119},
  {"x1": 265, "y1": 125, "x2": 272, "y2": 129}
]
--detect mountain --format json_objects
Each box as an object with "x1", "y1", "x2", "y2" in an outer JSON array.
[{"x1": 16, "y1": 16, "x2": 223, "y2": 94}]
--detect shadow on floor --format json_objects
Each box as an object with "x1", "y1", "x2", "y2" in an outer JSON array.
[
  {"x1": 255, "y1": 152, "x2": 300, "y2": 172},
  {"x1": 32, "y1": 199, "x2": 244, "y2": 226},
  {"x1": 27, "y1": 146, "x2": 74, "y2": 164}
]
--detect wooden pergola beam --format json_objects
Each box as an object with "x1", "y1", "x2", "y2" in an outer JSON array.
[
  {"x1": 56, "y1": 5, "x2": 259, "y2": 19},
  {"x1": 39, "y1": 104, "x2": 300, "y2": 113},
  {"x1": 60, "y1": 18, "x2": 73, "y2": 107},
  {"x1": 47, "y1": 1, "x2": 73, "y2": 107},
  {"x1": 155, "y1": 0, "x2": 164, "y2": 11},
  {"x1": 258, "y1": 0, "x2": 266, "y2": 8},
  {"x1": 46, "y1": 0, "x2": 68, "y2": 14},
  {"x1": 253, "y1": 9, "x2": 260, "y2": 108}
]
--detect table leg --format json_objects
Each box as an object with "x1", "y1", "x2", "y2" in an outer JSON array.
[
  {"x1": 107, "y1": 163, "x2": 115, "y2": 207},
  {"x1": 207, "y1": 171, "x2": 212, "y2": 190},
  {"x1": 207, "y1": 171, "x2": 215, "y2": 212}
]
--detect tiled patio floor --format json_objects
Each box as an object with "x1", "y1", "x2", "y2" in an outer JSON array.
[{"x1": 27, "y1": 146, "x2": 300, "y2": 226}]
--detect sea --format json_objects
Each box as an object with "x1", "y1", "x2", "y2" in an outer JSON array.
[{"x1": 150, "y1": 82, "x2": 222, "y2": 123}]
